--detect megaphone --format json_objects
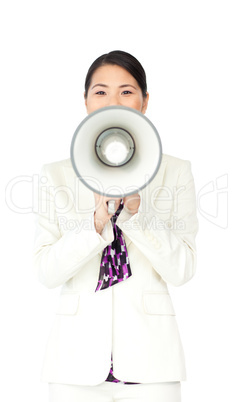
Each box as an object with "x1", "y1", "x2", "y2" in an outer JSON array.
[{"x1": 70, "y1": 106, "x2": 162, "y2": 213}]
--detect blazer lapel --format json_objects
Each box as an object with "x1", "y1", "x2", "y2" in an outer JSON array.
[
  {"x1": 141, "y1": 156, "x2": 167, "y2": 199},
  {"x1": 63, "y1": 162, "x2": 95, "y2": 216}
]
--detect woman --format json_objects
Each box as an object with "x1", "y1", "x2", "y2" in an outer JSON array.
[{"x1": 34, "y1": 50, "x2": 198, "y2": 401}]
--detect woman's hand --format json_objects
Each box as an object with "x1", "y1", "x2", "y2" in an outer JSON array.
[
  {"x1": 123, "y1": 193, "x2": 140, "y2": 215},
  {"x1": 94, "y1": 194, "x2": 121, "y2": 234},
  {"x1": 93, "y1": 193, "x2": 140, "y2": 234}
]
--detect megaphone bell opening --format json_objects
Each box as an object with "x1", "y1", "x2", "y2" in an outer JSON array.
[{"x1": 70, "y1": 106, "x2": 162, "y2": 197}]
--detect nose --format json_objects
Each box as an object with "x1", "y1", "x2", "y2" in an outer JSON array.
[{"x1": 108, "y1": 94, "x2": 121, "y2": 106}]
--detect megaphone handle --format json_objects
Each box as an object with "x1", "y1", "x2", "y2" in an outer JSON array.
[{"x1": 108, "y1": 200, "x2": 116, "y2": 215}]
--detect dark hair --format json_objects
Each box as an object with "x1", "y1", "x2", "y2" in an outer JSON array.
[{"x1": 84, "y1": 50, "x2": 147, "y2": 99}]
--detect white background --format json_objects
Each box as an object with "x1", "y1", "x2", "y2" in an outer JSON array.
[{"x1": 1, "y1": 1, "x2": 232, "y2": 400}]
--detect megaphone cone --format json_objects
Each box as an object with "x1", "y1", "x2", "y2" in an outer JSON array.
[{"x1": 70, "y1": 106, "x2": 162, "y2": 198}]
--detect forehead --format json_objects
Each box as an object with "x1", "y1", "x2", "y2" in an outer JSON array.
[{"x1": 90, "y1": 64, "x2": 138, "y2": 86}]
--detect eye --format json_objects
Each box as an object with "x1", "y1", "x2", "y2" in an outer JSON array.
[
  {"x1": 122, "y1": 90, "x2": 132, "y2": 95},
  {"x1": 96, "y1": 91, "x2": 106, "y2": 95}
]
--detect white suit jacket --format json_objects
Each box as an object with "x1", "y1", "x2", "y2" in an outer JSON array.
[{"x1": 33, "y1": 154, "x2": 198, "y2": 386}]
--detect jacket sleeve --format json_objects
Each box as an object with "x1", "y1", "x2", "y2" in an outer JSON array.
[
  {"x1": 117, "y1": 160, "x2": 198, "y2": 286},
  {"x1": 33, "y1": 165, "x2": 114, "y2": 289}
]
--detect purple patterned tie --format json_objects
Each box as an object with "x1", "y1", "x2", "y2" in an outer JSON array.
[
  {"x1": 95, "y1": 200, "x2": 137, "y2": 384},
  {"x1": 95, "y1": 200, "x2": 132, "y2": 292}
]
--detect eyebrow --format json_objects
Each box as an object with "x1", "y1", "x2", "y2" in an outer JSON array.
[{"x1": 91, "y1": 83, "x2": 137, "y2": 90}]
